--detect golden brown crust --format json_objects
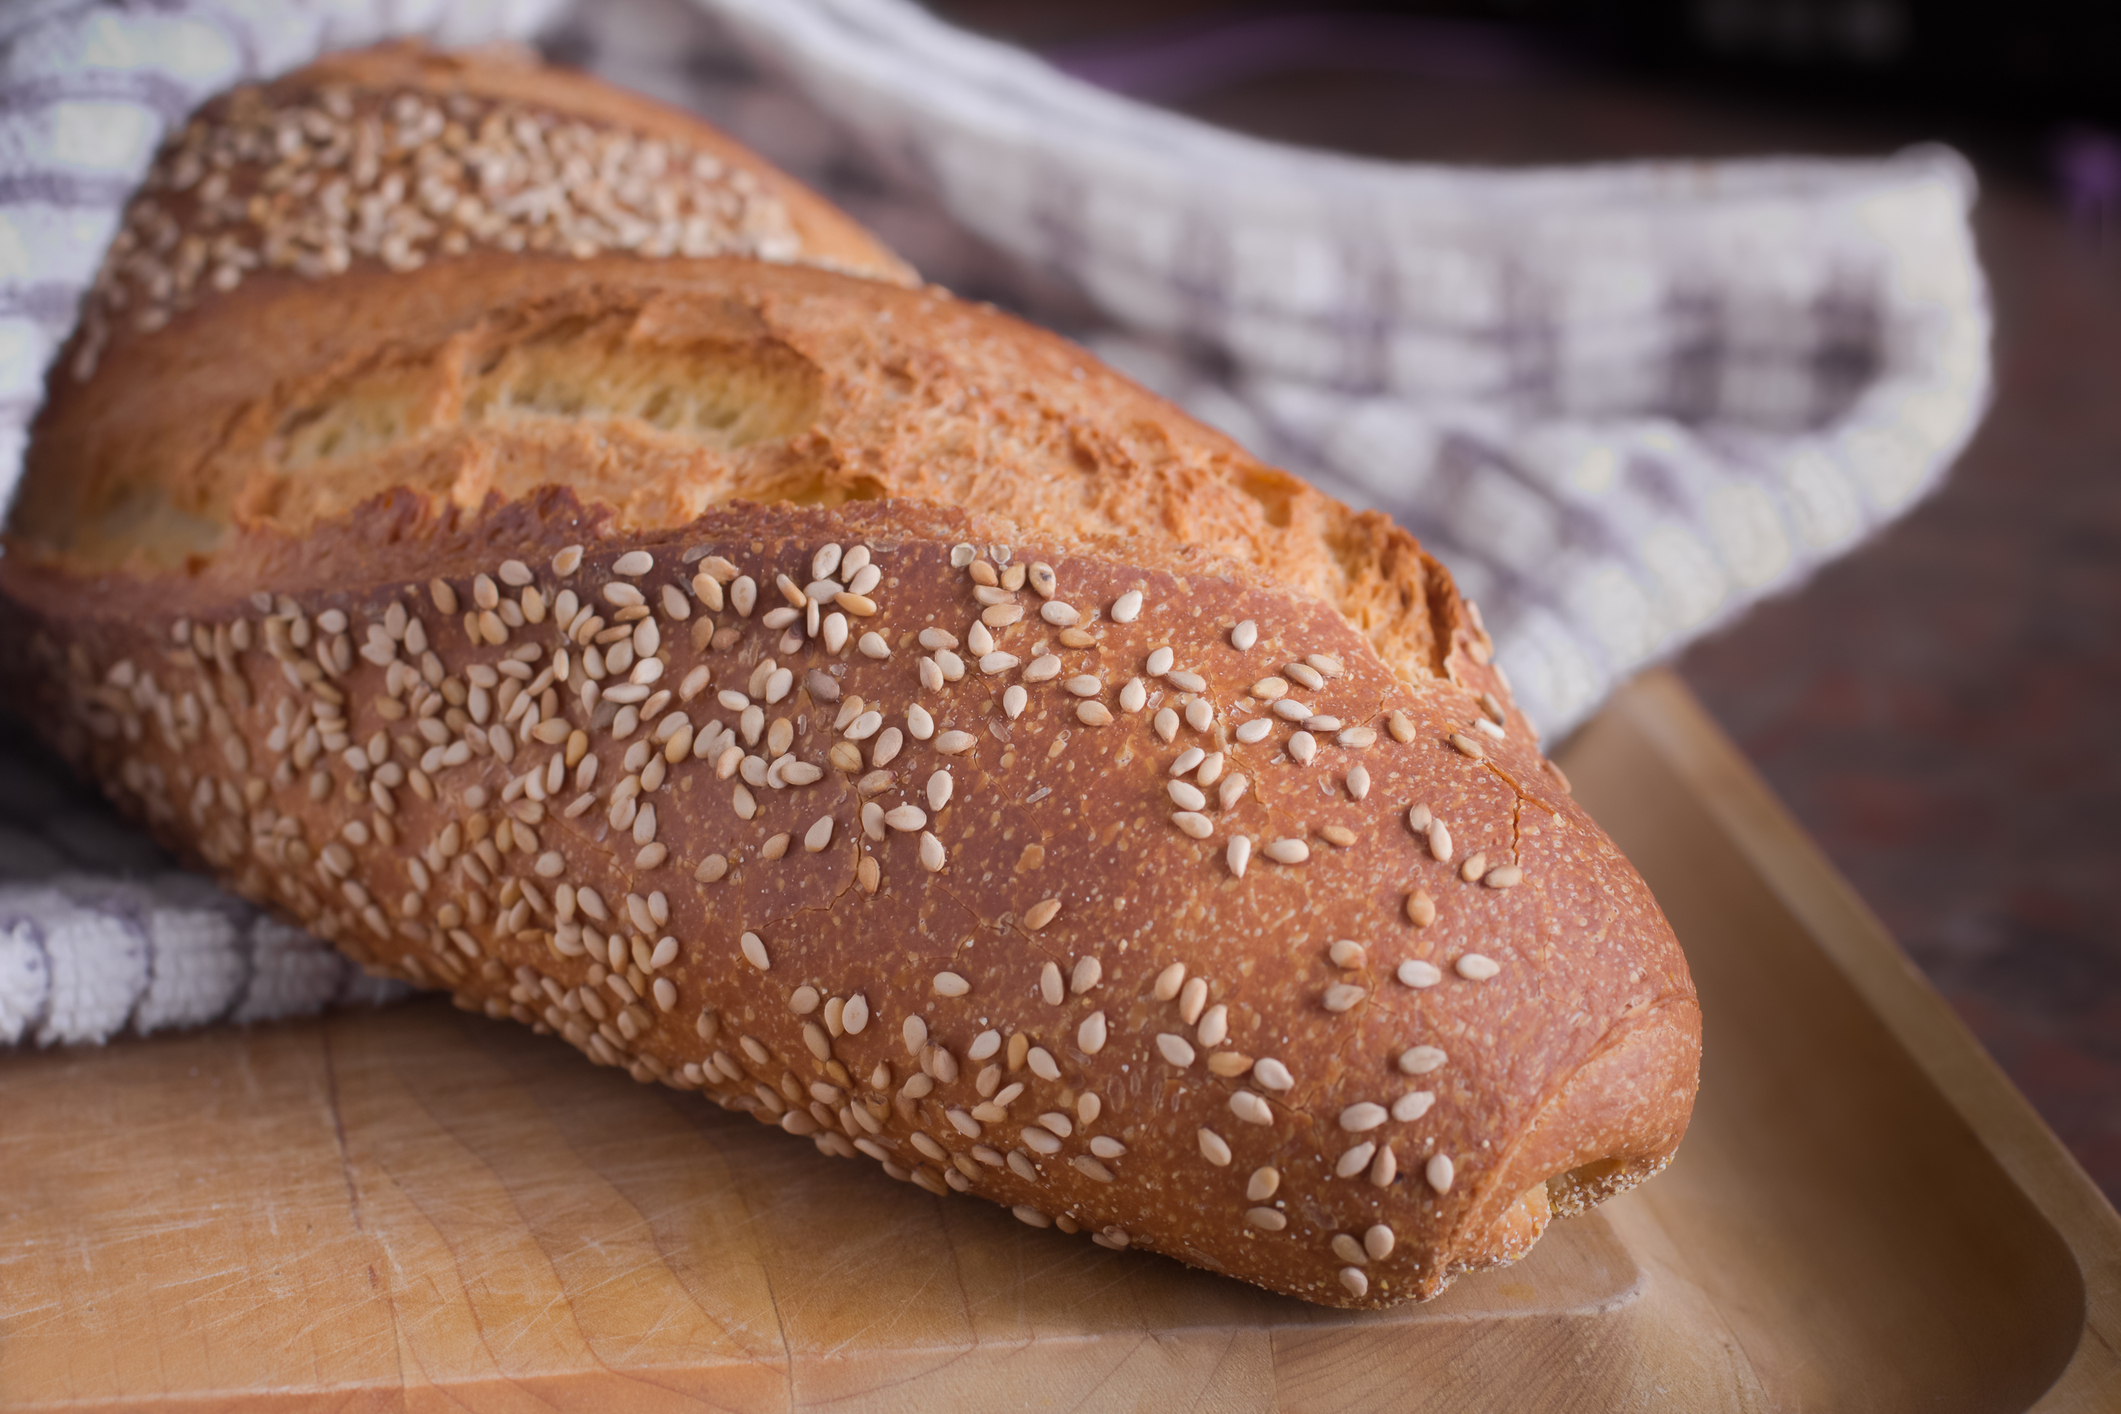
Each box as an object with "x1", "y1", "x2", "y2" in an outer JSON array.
[
  {"x1": 57, "y1": 41, "x2": 913, "y2": 383},
  {"x1": 0, "y1": 495, "x2": 1696, "y2": 1307},
  {"x1": 0, "y1": 45, "x2": 1699, "y2": 1308},
  {"x1": 16, "y1": 254, "x2": 1456, "y2": 695}
]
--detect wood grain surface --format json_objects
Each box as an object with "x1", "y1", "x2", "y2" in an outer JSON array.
[{"x1": 3, "y1": 670, "x2": 2114, "y2": 1411}]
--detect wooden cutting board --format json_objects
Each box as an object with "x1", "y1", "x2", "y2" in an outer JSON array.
[{"x1": 4, "y1": 670, "x2": 2116, "y2": 1411}]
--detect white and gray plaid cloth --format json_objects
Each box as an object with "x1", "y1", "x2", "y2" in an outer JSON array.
[{"x1": 0, "y1": 0, "x2": 1991, "y2": 1043}]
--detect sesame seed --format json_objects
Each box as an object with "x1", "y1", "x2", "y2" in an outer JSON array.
[
  {"x1": 1040, "y1": 601, "x2": 1079, "y2": 627},
  {"x1": 1397, "y1": 959, "x2": 1443, "y2": 989},
  {"x1": 1485, "y1": 864, "x2": 1523, "y2": 888},
  {"x1": 1329, "y1": 940, "x2": 1366, "y2": 968},
  {"x1": 919, "y1": 831, "x2": 947, "y2": 872},
  {"x1": 1156, "y1": 1034, "x2": 1196, "y2": 1067},
  {"x1": 1320, "y1": 825, "x2": 1356, "y2": 848},
  {"x1": 1460, "y1": 851, "x2": 1488, "y2": 882},
  {"x1": 858, "y1": 632, "x2": 890, "y2": 659},
  {"x1": 1456, "y1": 953, "x2": 1501, "y2": 981},
  {"x1": 1253, "y1": 1058, "x2": 1294, "y2": 1091},
  {"x1": 1023, "y1": 898, "x2": 1062, "y2": 931},
  {"x1": 613, "y1": 550, "x2": 654, "y2": 577},
  {"x1": 1244, "y1": 1207, "x2": 1287, "y2": 1231},
  {"x1": 1166, "y1": 671, "x2": 1205, "y2": 694},
  {"x1": 1110, "y1": 591, "x2": 1142, "y2": 623},
  {"x1": 1229, "y1": 1092, "x2": 1274, "y2": 1126},
  {"x1": 1428, "y1": 821, "x2": 1454, "y2": 863},
  {"x1": 1184, "y1": 699, "x2": 1214, "y2": 732},
  {"x1": 884, "y1": 804, "x2": 927, "y2": 832},
  {"x1": 1021, "y1": 1126, "x2": 1062, "y2": 1156},
  {"x1": 1198, "y1": 1128, "x2": 1233, "y2": 1166},
  {"x1": 554, "y1": 547, "x2": 584, "y2": 577},
  {"x1": 1153, "y1": 709, "x2": 1179, "y2": 742},
  {"x1": 1077, "y1": 1011, "x2": 1108, "y2": 1054},
  {"x1": 1068, "y1": 957, "x2": 1102, "y2": 994},
  {"x1": 1284, "y1": 663, "x2": 1324, "y2": 691},
  {"x1": 1450, "y1": 732, "x2": 1485, "y2": 760},
  {"x1": 1154, "y1": 963, "x2": 1186, "y2": 1001},
  {"x1": 1076, "y1": 701, "x2": 1113, "y2": 727},
  {"x1": 904, "y1": 1015, "x2": 929, "y2": 1053},
  {"x1": 1405, "y1": 891, "x2": 1437, "y2": 928},
  {"x1": 1040, "y1": 961, "x2": 1064, "y2": 1005},
  {"x1": 1263, "y1": 839, "x2": 1309, "y2": 865},
  {"x1": 1179, "y1": 977, "x2": 1209, "y2": 1025},
  {"x1": 1251, "y1": 677, "x2": 1289, "y2": 701},
  {"x1": 1426, "y1": 1153, "x2": 1455, "y2": 1193},
  {"x1": 1173, "y1": 811, "x2": 1213, "y2": 839},
  {"x1": 1064, "y1": 675, "x2": 1102, "y2": 698},
  {"x1": 1071, "y1": 1156, "x2": 1115, "y2": 1184},
  {"x1": 1388, "y1": 711, "x2": 1415, "y2": 743},
  {"x1": 1235, "y1": 718, "x2": 1272, "y2": 745},
  {"x1": 1339, "y1": 1103, "x2": 1387, "y2": 1132},
  {"x1": 1336, "y1": 1143, "x2": 1376, "y2": 1178},
  {"x1": 969, "y1": 1030, "x2": 1001, "y2": 1061},
  {"x1": 937, "y1": 730, "x2": 977, "y2": 754},
  {"x1": 1027, "y1": 1047, "x2": 1061, "y2": 1081},
  {"x1": 1346, "y1": 764, "x2": 1371, "y2": 800},
  {"x1": 1196, "y1": 1005, "x2": 1228, "y2": 1047},
  {"x1": 1273, "y1": 700, "x2": 1310, "y2": 723},
  {"x1": 951, "y1": 544, "x2": 977, "y2": 568},
  {"x1": 1146, "y1": 647, "x2": 1175, "y2": 676},
  {"x1": 1246, "y1": 1166, "x2": 1281, "y2": 1201},
  {"x1": 1011, "y1": 1206, "x2": 1052, "y2": 1229},
  {"x1": 1002, "y1": 685, "x2": 1028, "y2": 719},
  {"x1": 1218, "y1": 775, "x2": 1249, "y2": 811},
  {"x1": 1323, "y1": 984, "x2": 1366, "y2": 1012},
  {"x1": 1231, "y1": 621, "x2": 1258, "y2": 651},
  {"x1": 1391, "y1": 1090, "x2": 1436, "y2": 1122},
  {"x1": 1333, "y1": 1234, "x2": 1367, "y2": 1266},
  {"x1": 934, "y1": 971, "x2": 970, "y2": 997},
  {"x1": 741, "y1": 932, "x2": 769, "y2": 969},
  {"x1": 1339, "y1": 1267, "x2": 1369, "y2": 1300},
  {"x1": 1196, "y1": 752, "x2": 1225, "y2": 785},
  {"x1": 1119, "y1": 677, "x2": 1147, "y2": 712},
  {"x1": 1288, "y1": 732, "x2": 1317, "y2": 766},
  {"x1": 1169, "y1": 780, "x2": 1208, "y2": 811},
  {"x1": 843, "y1": 993, "x2": 871, "y2": 1033}
]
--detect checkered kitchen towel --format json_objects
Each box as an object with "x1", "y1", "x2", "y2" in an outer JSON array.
[{"x1": 0, "y1": 0, "x2": 1991, "y2": 1042}]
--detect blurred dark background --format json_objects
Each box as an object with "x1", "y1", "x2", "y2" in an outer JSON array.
[{"x1": 926, "y1": 0, "x2": 2121, "y2": 1202}]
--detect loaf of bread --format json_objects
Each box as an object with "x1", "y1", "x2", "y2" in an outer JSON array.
[{"x1": 0, "y1": 43, "x2": 1699, "y2": 1307}]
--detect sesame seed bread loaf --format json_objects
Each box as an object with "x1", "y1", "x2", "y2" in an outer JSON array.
[{"x1": 0, "y1": 46, "x2": 1699, "y2": 1308}]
